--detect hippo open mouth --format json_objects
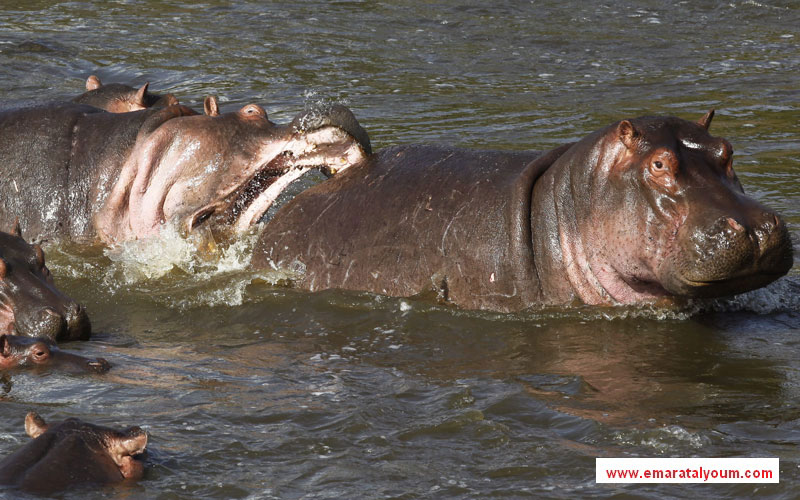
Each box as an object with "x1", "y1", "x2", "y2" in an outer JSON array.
[{"x1": 189, "y1": 104, "x2": 372, "y2": 235}]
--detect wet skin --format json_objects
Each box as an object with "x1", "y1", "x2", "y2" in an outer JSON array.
[
  {"x1": 0, "y1": 412, "x2": 146, "y2": 494},
  {"x1": 0, "y1": 228, "x2": 91, "y2": 341},
  {"x1": 0, "y1": 101, "x2": 370, "y2": 246},
  {"x1": 0, "y1": 334, "x2": 110, "y2": 374},
  {"x1": 72, "y1": 74, "x2": 179, "y2": 112},
  {"x1": 254, "y1": 112, "x2": 793, "y2": 312}
]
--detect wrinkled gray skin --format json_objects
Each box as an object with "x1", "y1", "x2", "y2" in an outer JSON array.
[
  {"x1": 72, "y1": 75, "x2": 179, "y2": 112},
  {"x1": 254, "y1": 112, "x2": 793, "y2": 312},
  {"x1": 0, "y1": 334, "x2": 110, "y2": 373},
  {"x1": 0, "y1": 228, "x2": 90, "y2": 341},
  {"x1": 0, "y1": 412, "x2": 146, "y2": 494},
  {"x1": 0, "y1": 101, "x2": 370, "y2": 246}
]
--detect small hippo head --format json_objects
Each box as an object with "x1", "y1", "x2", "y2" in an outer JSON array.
[
  {"x1": 0, "y1": 224, "x2": 91, "y2": 341},
  {"x1": 0, "y1": 334, "x2": 110, "y2": 373},
  {"x1": 568, "y1": 111, "x2": 793, "y2": 303},
  {"x1": 0, "y1": 412, "x2": 147, "y2": 493},
  {"x1": 72, "y1": 75, "x2": 179, "y2": 113}
]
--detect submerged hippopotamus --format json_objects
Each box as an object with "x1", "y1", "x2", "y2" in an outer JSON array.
[
  {"x1": 0, "y1": 412, "x2": 146, "y2": 494},
  {"x1": 0, "y1": 334, "x2": 109, "y2": 373},
  {"x1": 0, "y1": 226, "x2": 91, "y2": 340},
  {"x1": 253, "y1": 111, "x2": 794, "y2": 311},
  {"x1": 0, "y1": 100, "x2": 370, "y2": 246},
  {"x1": 72, "y1": 75, "x2": 179, "y2": 112}
]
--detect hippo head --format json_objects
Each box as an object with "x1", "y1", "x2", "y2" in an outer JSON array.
[
  {"x1": 563, "y1": 111, "x2": 793, "y2": 303},
  {"x1": 72, "y1": 75, "x2": 179, "y2": 112},
  {"x1": 97, "y1": 101, "x2": 372, "y2": 244},
  {"x1": 0, "y1": 334, "x2": 110, "y2": 373},
  {"x1": 0, "y1": 412, "x2": 147, "y2": 493},
  {"x1": 0, "y1": 224, "x2": 91, "y2": 340}
]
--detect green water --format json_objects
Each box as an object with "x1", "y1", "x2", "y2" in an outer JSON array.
[{"x1": 0, "y1": 1, "x2": 798, "y2": 498}]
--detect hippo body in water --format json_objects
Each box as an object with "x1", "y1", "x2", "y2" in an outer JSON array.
[
  {"x1": 0, "y1": 227, "x2": 91, "y2": 340},
  {"x1": 0, "y1": 334, "x2": 109, "y2": 373},
  {"x1": 0, "y1": 412, "x2": 146, "y2": 494},
  {"x1": 254, "y1": 112, "x2": 793, "y2": 311},
  {"x1": 0, "y1": 101, "x2": 370, "y2": 246},
  {"x1": 72, "y1": 75, "x2": 179, "y2": 112}
]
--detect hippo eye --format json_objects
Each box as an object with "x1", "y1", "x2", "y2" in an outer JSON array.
[{"x1": 653, "y1": 161, "x2": 664, "y2": 170}]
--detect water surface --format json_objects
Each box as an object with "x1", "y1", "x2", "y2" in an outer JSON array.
[{"x1": 0, "y1": 1, "x2": 798, "y2": 498}]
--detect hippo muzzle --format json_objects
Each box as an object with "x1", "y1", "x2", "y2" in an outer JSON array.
[
  {"x1": 0, "y1": 229, "x2": 91, "y2": 341},
  {"x1": 667, "y1": 196, "x2": 793, "y2": 297}
]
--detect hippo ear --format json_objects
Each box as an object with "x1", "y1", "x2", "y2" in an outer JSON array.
[
  {"x1": 24, "y1": 412, "x2": 49, "y2": 439},
  {"x1": 10, "y1": 217, "x2": 22, "y2": 238},
  {"x1": 698, "y1": 109, "x2": 715, "y2": 130},
  {"x1": 86, "y1": 75, "x2": 102, "y2": 91},
  {"x1": 204, "y1": 96, "x2": 220, "y2": 117},
  {"x1": 134, "y1": 83, "x2": 150, "y2": 108},
  {"x1": 0, "y1": 258, "x2": 6, "y2": 279},
  {"x1": 617, "y1": 120, "x2": 639, "y2": 150}
]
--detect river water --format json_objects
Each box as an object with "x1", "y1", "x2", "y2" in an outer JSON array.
[{"x1": 0, "y1": 1, "x2": 798, "y2": 498}]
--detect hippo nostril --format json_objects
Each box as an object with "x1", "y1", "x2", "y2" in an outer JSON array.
[{"x1": 726, "y1": 217, "x2": 744, "y2": 233}]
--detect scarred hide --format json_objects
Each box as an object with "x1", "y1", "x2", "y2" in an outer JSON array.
[{"x1": 253, "y1": 112, "x2": 793, "y2": 311}]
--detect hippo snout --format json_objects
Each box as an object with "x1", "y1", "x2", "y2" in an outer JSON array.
[
  {"x1": 30, "y1": 308, "x2": 68, "y2": 341},
  {"x1": 16, "y1": 303, "x2": 91, "y2": 342},
  {"x1": 64, "y1": 302, "x2": 91, "y2": 341},
  {"x1": 290, "y1": 104, "x2": 372, "y2": 155},
  {"x1": 673, "y1": 209, "x2": 793, "y2": 297}
]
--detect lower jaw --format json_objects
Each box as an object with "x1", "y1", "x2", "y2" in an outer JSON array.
[
  {"x1": 670, "y1": 271, "x2": 788, "y2": 298},
  {"x1": 232, "y1": 143, "x2": 366, "y2": 232}
]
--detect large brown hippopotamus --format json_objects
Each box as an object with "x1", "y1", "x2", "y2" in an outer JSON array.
[
  {"x1": 0, "y1": 334, "x2": 110, "y2": 373},
  {"x1": 0, "y1": 100, "x2": 370, "y2": 246},
  {"x1": 0, "y1": 226, "x2": 91, "y2": 340},
  {"x1": 72, "y1": 75, "x2": 179, "y2": 112},
  {"x1": 0, "y1": 412, "x2": 146, "y2": 494},
  {"x1": 253, "y1": 111, "x2": 794, "y2": 312}
]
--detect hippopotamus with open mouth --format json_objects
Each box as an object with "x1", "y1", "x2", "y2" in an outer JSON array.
[
  {"x1": 0, "y1": 412, "x2": 146, "y2": 494},
  {"x1": 0, "y1": 226, "x2": 91, "y2": 340},
  {"x1": 0, "y1": 100, "x2": 370, "y2": 246},
  {"x1": 72, "y1": 75, "x2": 179, "y2": 112},
  {"x1": 253, "y1": 111, "x2": 793, "y2": 311}
]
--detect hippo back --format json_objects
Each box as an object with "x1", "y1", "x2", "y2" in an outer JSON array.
[
  {"x1": 254, "y1": 145, "x2": 548, "y2": 311},
  {"x1": 0, "y1": 104, "x2": 164, "y2": 241}
]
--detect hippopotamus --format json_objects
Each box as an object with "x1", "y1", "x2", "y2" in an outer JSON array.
[
  {"x1": 0, "y1": 101, "x2": 370, "y2": 246},
  {"x1": 72, "y1": 75, "x2": 179, "y2": 112},
  {"x1": 0, "y1": 225, "x2": 91, "y2": 340},
  {"x1": 0, "y1": 334, "x2": 110, "y2": 373},
  {"x1": 253, "y1": 111, "x2": 794, "y2": 312},
  {"x1": 0, "y1": 412, "x2": 146, "y2": 494}
]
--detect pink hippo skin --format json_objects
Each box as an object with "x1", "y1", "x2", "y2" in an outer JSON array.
[
  {"x1": 0, "y1": 412, "x2": 146, "y2": 494},
  {"x1": 0, "y1": 225, "x2": 91, "y2": 341},
  {"x1": 72, "y1": 74, "x2": 179, "y2": 112},
  {"x1": 253, "y1": 111, "x2": 792, "y2": 311},
  {"x1": 0, "y1": 100, "x2": 370, "y2": 246}
]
